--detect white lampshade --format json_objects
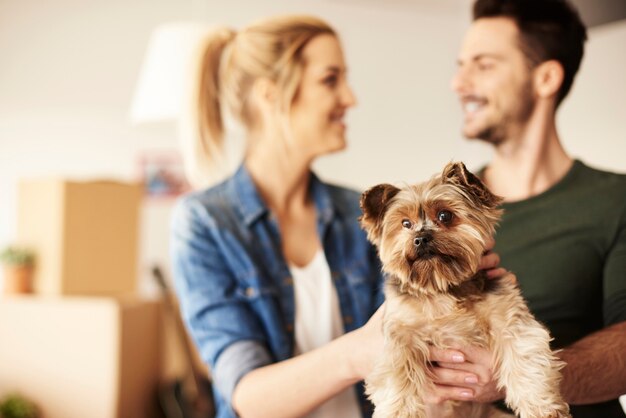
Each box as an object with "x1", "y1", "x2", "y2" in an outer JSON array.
[{"x1": 129, "y1": 22, "x2": 213, "y2": 124}]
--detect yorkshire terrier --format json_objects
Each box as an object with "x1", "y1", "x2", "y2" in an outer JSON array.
[{"x1": 360, "y1": 162, "x2": 570, "y2": 418}]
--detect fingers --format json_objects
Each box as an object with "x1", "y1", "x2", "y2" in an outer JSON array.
[
  {"x1": 430, "y1": 362, "x2": 504, "y2": 403},
  {"x1": 501, "y1": 271, "x2": 518, "y2": 285},
  {"x1": 434, "y1": 344, "x2": 493, "y2": 381},
  {"x1": 453, "y1": 344, "x2": 490, "y2": 365},
  {"x1": 430, "y1": 363, "x2": 479, "y2": 386},
  {"x1": 485, "y1": 267, "x2": 508, "y2": 279},
  {"x1": 484, "y1": 269, "x2": 518, "y2": 283},
  {"x1": 483, "y1": 236, "x2": 496, "y2": 252},
  {"x1": 436, "y1": 361, "x2": 491, "y2": 385},
  {"x1": 424, "y1": 383, "x2": 474, "y2": 404},
  {"x1": 478, "y1": 251, "x2": 500, "y2": 271},
  {"x1": 429, "y1": 346, "x2": 466, "y2": 364}
]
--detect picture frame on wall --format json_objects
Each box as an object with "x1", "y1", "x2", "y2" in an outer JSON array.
[{"x1": 137, "y1": 150, "x2": 190, "y2": 200}]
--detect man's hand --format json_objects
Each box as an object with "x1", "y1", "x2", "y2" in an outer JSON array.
[
  {"x1": 479, "y1": 238, "x2": 507, "y2": 279},
  {"x1": 427, "y1": 345, "x2": 505, "y2": 403}
]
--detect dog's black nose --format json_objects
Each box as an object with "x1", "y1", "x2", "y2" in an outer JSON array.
[{"x1": 413, "y1": 234, "x2": 431, "y2": 247}]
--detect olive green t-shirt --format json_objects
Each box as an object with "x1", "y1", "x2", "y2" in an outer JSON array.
[{"x1": 493, "y1": 160, "x2": 626, "y2": 417}]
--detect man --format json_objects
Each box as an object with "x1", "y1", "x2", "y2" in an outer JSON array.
[{"x1": 451, "y1": 0, "x2": 626, "y2": 416}]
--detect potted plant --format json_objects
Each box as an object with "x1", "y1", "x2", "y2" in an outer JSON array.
[
  {"x1": 0, "y1": 393, "x2": 40, "y2": 418},
  {"x1": 0, "y1": 246, "x2": 35, "y2": 295}
]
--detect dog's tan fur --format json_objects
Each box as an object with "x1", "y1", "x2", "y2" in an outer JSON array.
[{"x1": 360, "y1": 162, "x2": 570, "y2": 418}]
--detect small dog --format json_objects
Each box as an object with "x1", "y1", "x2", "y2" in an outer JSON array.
[{"x1": 360, "y1": 162, "x2": 570, "y2": 418}]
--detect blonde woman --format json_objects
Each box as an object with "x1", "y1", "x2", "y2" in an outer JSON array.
[{"x1": 171, "y1": 15, "x2": 503, "y2": 418}]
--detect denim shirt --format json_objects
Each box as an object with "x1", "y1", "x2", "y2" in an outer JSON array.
[{"x1": 171, "y1": 164, "x2": 385, "y2": 418}]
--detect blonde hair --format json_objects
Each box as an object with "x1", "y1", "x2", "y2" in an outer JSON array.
[{"x1": 181, "y1": 15, "x2": 336, "y2": 188}]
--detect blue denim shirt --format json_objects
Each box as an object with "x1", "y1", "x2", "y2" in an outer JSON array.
[{"x1": 171, "y1": 164, "x2": 385, "y2": 418}]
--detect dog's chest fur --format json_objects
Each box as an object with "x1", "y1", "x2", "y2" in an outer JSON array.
[{"x1": 384, "y1": 276, "x2": 502, "y2": 349}]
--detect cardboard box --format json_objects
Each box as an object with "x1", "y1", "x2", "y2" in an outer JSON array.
[
  {"x1": 17, "y1": 179, "x2": 142, "y2": 296},
  {"x1": 0, "y1": 296, "x2": 161, "y2": 418}
]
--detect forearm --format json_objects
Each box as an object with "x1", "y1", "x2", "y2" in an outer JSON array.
[
  {"x1": 231, "y1": 329, "x2": 365, "y2": 418},
  {"x1": 559, "y1": 320, "x2": 626, "y2": 404}
]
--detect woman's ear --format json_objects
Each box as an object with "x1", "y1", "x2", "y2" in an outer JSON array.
[
  {"x1": 533, "y1": 60, "x2": 564, "y2": 99},
  {"x1": 251, "y1": 77, "x2": 279, "y2": 111}
]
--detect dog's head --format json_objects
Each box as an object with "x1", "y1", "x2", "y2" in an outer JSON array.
[{"x1": 360, "y1": 162, "x2": 502, "y2": 295}]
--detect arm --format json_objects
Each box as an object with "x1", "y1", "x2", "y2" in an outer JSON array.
[
  {"x1": 233, "y1": 306, "x2": 384, "y2": 418},
  {"x1": 432, "y1": 321, "x2": 626, "y2": 405},
  {"x1": 561, "y1": 205, "x2": 626, "y2": 404},
  {"x1": 431, "y1": 207, "x2": 626, "y2": 406},
  {"x1": 233, "y1": 305, "x2": 472, "y2": 418},
  {"x1": 560, "y1": 320, "x2": 626, "y2": 404},
  {"x1": 171, "y1": 199, "x2": 274, "y2": 412},
  {"x1": 171, "y1": 200, "x2": 383, "y2": 418}
]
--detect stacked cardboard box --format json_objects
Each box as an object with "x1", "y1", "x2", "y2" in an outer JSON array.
[
  {"x1": 16, "y1": 179, "x2": 142, "y2": 296},
  {"x1": 0, "y1": 179, "x2": 168, "y2": 418},
  {"x1": 0, "y1": 296, "x2": 161, "y2": 418}
]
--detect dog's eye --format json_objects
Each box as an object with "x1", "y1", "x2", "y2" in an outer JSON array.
[
  {"x1": 402, "y1": 219, "x2": 412, "y2": 229},
  {"x1": 437, "y1": 210, "x2": 453, "y2": 224}
]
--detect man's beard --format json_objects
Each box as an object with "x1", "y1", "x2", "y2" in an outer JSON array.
[{"x1": 471, "y1": 78, "x2": 535, "y2": 145}]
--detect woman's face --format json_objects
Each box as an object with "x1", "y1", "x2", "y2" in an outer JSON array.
[{"x1": 289, "y1": 34, "x2": 357, "y2": 159}]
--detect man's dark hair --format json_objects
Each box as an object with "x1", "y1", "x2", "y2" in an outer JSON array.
[{"x1": 473, "y1": 0, "x2": 587, "y2": 106}]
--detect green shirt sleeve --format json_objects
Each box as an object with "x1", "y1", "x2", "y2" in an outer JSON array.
[{"x1": 603, "y1": 202, "x2": 626, "y2": 325}]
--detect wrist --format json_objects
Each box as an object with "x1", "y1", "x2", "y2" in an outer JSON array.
[{"x1": 337, "y1": 328, "x2": 370, "y2": 383}]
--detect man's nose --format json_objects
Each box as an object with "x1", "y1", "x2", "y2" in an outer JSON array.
[{"x1": 450, "y1": 66, "x2": 470, "y2": 94}]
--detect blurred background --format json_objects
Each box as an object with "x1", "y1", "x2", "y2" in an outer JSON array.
[{"x1": 0, "y1": 0, "x2": 624, "y2": 417}]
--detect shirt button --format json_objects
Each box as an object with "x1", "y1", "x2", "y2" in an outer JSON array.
[
  {"x1": 343, "y1": 315, "x2": 353, "y2": 325},
  {"x1": 283, "y1": 277, "x2": 293, "y2": 286},
  {"x1": 245, "y1": 287, "x2": 256, "y2": 297},
  {"x1": 286, "y1": 323, "x2": 294, "y2": 332},
  {"x1": 331, "y1": 271, "x2": 341, "y2": 280}
]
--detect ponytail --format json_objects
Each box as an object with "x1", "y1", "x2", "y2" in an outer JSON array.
[{"x1": 181, "y1": 27, "x2": 236, "y2": 189}]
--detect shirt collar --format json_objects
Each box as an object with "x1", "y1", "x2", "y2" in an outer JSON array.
[
  {"x1": 230, "y1": 164, "x2": 337, "y2": 228},
  {"x1": 230, "y1": 164, "x2": 268, "y2": 226}
]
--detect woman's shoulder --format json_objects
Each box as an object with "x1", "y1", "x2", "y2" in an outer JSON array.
[
  {"x1": 322, "y1": 181, "x2": 365, "y2": 219},
  {"x1": 172, "y1": 177, "x2": 238, "y2": 230}
]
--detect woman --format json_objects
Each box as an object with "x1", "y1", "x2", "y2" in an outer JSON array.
[{"x1": 171, "y1": 15, "x2": 503, "y2": 418}]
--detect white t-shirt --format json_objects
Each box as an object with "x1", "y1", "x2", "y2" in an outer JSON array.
[{"x1": 290, "y1": 249, "x2": 362, "y2": 418}]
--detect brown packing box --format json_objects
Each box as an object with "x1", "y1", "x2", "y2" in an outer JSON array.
[
  {"x1": 0, "y1": 296, "x2": 161, "y2": 418},
  {"x1": 16, "y1": 179, "x2": 142, "y2": 296}
]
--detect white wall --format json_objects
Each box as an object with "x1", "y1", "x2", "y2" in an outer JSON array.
[{"x1": 1, "y1": 0, "x2": 625, "y2": 292}]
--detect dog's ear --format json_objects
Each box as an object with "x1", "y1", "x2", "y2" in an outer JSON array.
[
  {"x1": 442, "y1": 162, "x2": 502, "y2": 208},
  {"x1": 359, "y1": 184, "x2": 400, "y2": 245}
]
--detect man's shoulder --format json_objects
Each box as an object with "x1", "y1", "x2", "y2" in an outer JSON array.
[
  {"x1": 577, "y1": 161, "x2": 626, "y2": 189},
  {"x1": 571, "y1": 161, "x2": 626, "y2": 218}
]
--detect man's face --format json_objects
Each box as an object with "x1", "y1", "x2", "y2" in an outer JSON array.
[{"x1": 451, "y1": 17, "x2": 536, "y2": 144}]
